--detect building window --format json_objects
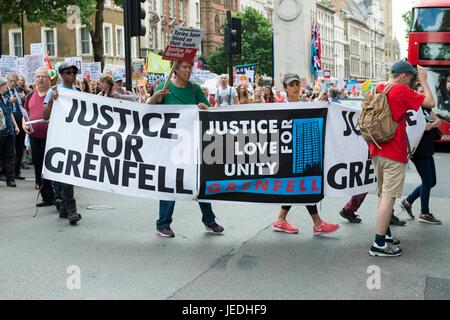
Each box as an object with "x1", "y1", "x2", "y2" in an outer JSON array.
[
  {"x1": 179, "y1": 0, "x2": 185, "y2": 21},
  {"x1": 80, "y1": 27, "x2": 91, "y2": 55},
  {"x1": 196, "y1": 2, "x2": 200, "y2": 22},
  {"x1": 116, "y1": 26, "x2": 124, "y2": 56},
  {"x1": 42, "y1": 28, "x2": 57, "y2": 57},
  {"x1": 9, "y1": 29, "x2": 23, "y2": 57},
  {"x1": 170, "y1": 0, "x2": 174, "y2": 17},
  {"x1": 215, "y1": 15, "x2": 220, "y2": 33},
  {"x1": 103, "y1": 24, "x2": 112, "y2": 55}
]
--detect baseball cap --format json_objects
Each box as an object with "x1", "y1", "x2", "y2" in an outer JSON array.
[
  {"x1": 0, "y1": 78, "x2": 7, "y2": 86},
  {"x1": 391, "y1": 60, "x2": 418, "y2": 75},
  {"x1": 58, "y1": 62, "x2": 79, "y2": 74},
  {"x1": 283, "y1": 73, "x2": 301, "y2": 85},
  {"x1": 113, "y1": 74, "x2": 123, "y2": 82}
]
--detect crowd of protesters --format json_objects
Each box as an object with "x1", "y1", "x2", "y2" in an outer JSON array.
[{"x1": 0, "y1": 59, "x2": 442, "y2": 258}]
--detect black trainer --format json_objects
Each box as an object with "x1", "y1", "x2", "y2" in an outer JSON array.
[
  {"x1": 339, "y1": 208, "x2": 362, "y2": 223},
  {"x1": 36, "y1": 200, "x2": 54, "y2": 207},
  {"x1": 369, "y1": 243, "x2": 402, "y2": 257},
  {"x1": 399, "y1": 199, "x2": 414, "y2": 219},
  {"x1": 156, "y1": 227, "x2": 175, "y2": 238},
  {"x1": 390, "y1": 212, "x2": 406, "y2": 226},
  {"x1": 6, "y1": 180, "x2": 16, "y2": 187},
  {"x1": 205, "y1": 222, "x2": 224, "y2": 235}
]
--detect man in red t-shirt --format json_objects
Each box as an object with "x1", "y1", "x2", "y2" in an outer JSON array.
[
  {"x1": 23, "y1": 67, "x2": 55, "y2": 207},
  {"x1": 369, "y1": 61, "x2": 435, "y2": 257}
]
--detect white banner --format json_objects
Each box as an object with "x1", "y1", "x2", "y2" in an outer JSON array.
[
  {"x1": 43, "y1": 89, "x2": 199, "y2": 201},
  {"x1": 324, "y1": 102, "x2": 426, "y2": 197},
  {"x1": 43, "y1": 95, "x2": 427, "y2": 202}
]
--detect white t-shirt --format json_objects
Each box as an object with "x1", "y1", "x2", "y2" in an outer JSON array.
[{"x1": 215, "y1": 86, "x2": 238, "y2": 106}]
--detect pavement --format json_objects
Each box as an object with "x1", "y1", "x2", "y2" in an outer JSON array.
[{"x1": 0, "y1": 146, "x2": 449, "y2": 300}]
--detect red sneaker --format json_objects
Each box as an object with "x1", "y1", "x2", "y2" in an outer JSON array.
[
  {"x1": 313, "y1": 221, "x2": 340, "y2": 235},
  {"x1": 271, "y1": 220, "x2": 299, "y2": 234}
]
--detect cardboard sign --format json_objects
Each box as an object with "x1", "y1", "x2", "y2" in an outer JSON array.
[
  {"x1": 18, "y1": 58, "x2": 26, "y2": 78},
  {"x1": 30, "y1": 43, "x2": 45, "y2": 56},
  {"x1": 90, "y1": 62, "x2": 102, "y2": 81},
  {"x1": 24, "y1": 55, "x2": 44, "y2": 85},
  {"x1": 0, "y1": 55, "x2": 19, "y2": 78},
  {"x1": 132, "y1": 59, "x2": 145, "y2": 81},
  {"x1": 163, "y1": 27, "x2": 205, "y2": 62}
]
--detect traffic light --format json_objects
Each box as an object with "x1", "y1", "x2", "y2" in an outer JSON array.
[
  {"x1": 224, "y1": 17, "x2": 241, "y2": 55},
  {"x1": 130, "y1": 0, "x2": 146, "y2": 37}
]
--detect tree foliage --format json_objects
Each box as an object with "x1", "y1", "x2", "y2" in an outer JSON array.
[
  {"x1": 206, "y1": 7, "x2": 273, "y2": 77},
  {"x1": 402, "y1": 10, "x2": 412, "y2": 41}
]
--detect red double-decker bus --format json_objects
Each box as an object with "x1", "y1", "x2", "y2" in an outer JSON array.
[{"x1": 408, "y1": 0, "x2": 450, "y2": 142}]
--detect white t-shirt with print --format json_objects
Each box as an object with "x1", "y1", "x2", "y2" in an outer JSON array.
[{"x1": 215, "y1": 86, "x2": 238, "y2": 106}]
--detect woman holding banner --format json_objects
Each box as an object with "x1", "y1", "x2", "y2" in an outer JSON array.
[
  {"x1": 147, "y1": 60, "x2": 224, "y2": 238},
  {"x1": 271, "y1": 73, "x2": 340, "y2": 235}
]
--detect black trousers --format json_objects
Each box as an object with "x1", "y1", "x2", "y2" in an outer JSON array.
[
  {"x1": 281, "y1": 205, "x2": 318, "y2": 215},
  {"x1": 30, "y1": 136, "x2": 54, "y2": 202},
  {"x1": 0, "y1": 134, "x2": 15, "y2": 182},
  {"x1": 14, "y1": 128, "x2": 25, "y2": 176}
]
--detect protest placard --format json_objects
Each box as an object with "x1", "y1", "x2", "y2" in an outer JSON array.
[
  {"x1": 24, "y1": 55, "x2": 44, "y2": 84},
  {"x1": 0, "y1": 55, "x2": 19, "y2": 78},
  {"x1": 89, "y1": 62, "x2": 102, "y2": 81},
  {"x1": 163, "y1": 27, "x2": 205, "y2": 62},
  {"x1": 17, "y1": 58, "x2": 26, "y2": 78},
  {"x1": 82, "y1": 63, "x2": 91, "y2": 81},
  {"x1": 132, "y1": 59, "x2": 145, "y2": 82},
  {"x1": 30, "y1": 43, "x2": 45, "y2": 56}
]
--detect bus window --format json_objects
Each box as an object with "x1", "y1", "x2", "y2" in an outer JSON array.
[
  {"x1": 443, "y1": 76, "x2": 450, "y2": 112},
  {"x1": 412, "y1": 8, "x2": 450, "y2": 32}
]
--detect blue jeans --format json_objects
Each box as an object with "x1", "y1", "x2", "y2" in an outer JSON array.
[
  {"x1": 406, "y1": 157, "x2": 436, "y2": 214},
  {"x1": 156, "y1": 200, "x2": 216, "y2": 229}
]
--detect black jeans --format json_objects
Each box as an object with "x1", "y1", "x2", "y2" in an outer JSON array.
[
  {"x1": 0, "y1": 134, "x2": 15, "y2": 181},
  {"x1": 406, "y1": 157, "x2": 437, "y2": 214},
  {"x1": 53, "y1": 181, "x2": 75, "y2": 205},
  {"x1": 281, "y1": 205, "x2": 318, "y2": 215},
  {"x1": 14, "y1": 129, "x2": 25, "y2": 176},
  {"x1": 30, "y1": 136, "x2": 54, "y2": 202}
]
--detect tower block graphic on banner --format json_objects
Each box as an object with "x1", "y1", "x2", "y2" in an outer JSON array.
[{"x1": 293, "y1": 119, "x2": 323, "y2": 175}]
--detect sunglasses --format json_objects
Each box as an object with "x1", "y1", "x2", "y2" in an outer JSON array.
[{"x1": 64, "y1": 70, "x2": 77, "y2": 75}]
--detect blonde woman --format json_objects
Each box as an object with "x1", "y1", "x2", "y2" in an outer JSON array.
[{"x1": 252, "y1": 87, "x2": 265, "y2": 103}]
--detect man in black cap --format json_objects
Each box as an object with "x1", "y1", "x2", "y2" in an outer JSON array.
[
  {"x1": 43, "y1": 62, "x2": 82, "y2": 225},
  {"x1": 368, "y1": 60, "x2": 435, "y2": 257}
]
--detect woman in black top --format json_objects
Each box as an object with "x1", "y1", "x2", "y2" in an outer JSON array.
[{"x1": 400, "y1": 83, "x2": 442, "y2": 224}]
